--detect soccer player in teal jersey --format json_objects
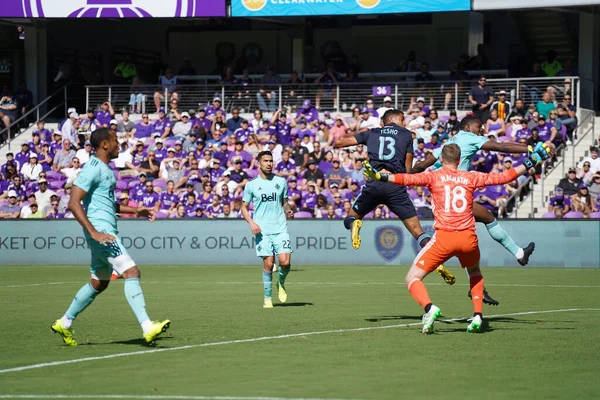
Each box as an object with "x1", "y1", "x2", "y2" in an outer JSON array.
[
  {"x1": 50, "y1": 128, "x2": 170, "y2": 346},
  {"x1": 413, "y1": 115, "x2": 542, "y2": 305},
  {"x1": 241, "y1": 150, "x2": 294, "y2": 308}
]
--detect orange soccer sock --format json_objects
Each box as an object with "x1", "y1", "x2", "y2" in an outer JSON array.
[
  {"x1": 407, "y1": 279, "x2": 432, "y2": 310},
  {"x1": 469, "y1": 274, "x2": 485, "y2": 314}
]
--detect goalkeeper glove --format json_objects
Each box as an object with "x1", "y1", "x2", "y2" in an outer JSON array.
[
  {"x1": 362, "y1": 161, "x2": 389, "y2": 182},
  {"x1": 523, "y1": 141, "x2": 551, "y2": 169}
]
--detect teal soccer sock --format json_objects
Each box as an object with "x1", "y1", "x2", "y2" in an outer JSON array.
[
  {"x1": 278, "y1": 266, "x2": 290, "y2": 286},
  {"x1": 486, "y1": 219, "x2": 521, "y2": 258},
  {"x1": 65, "y1": 282, "x2": 99, "y2": 320},
  {"x1": 263, "y1": 270, "x2": 273, "y2": 299},
  {"x1": 124, "y1": 278, "x2": 150, "y2": 325}
]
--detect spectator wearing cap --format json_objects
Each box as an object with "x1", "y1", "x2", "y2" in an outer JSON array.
[
  {"x1": 508, "y1": 98, "x2": 528, "y2": 124},
  {"x1": 58, "y1": 107, "x2": 77, "y2": 131},
  {"x1": 171, "y1": 140, "x2": 185, "y2": 159},
  {"x1": 212, "y1": 140, "x2": 230, "y2": 165},
  {"x1": 514, "y1": 119, "x2": 531, "y2": 142},
  {"x1": 444, "y1": 110, "x2": 460, "y2": 135},
  {"x1": 33, "y1": 120, "x2": 52, "y2": 144},
  {"x1": 36, "y1": 143, "x2": 53, "y2": 172},
  {"x1": 571, "y1": 184, "x2": 597, "y2": 218},
  {"x1": 193, "y1": 109, "x2": 212, "y2": 134},
  {"x1": 2, "y1": 152, "x2": 21, "y2": 174},
  {"x1": 548, "y1": 187, "x2": 571, "y2": 218},
  {"x1": 557, "y1": 94, "x2": 577, "y2": 136},
  {"x1": 296, "y1": 120, "x2": 314, "y2": 143},
  {"x1": 302, "y1": 159, "x2": 324, "y2": 190},
  {"x1": 34, "y1": 178, "x2": 56, "y2": 212},
  {"x1": 49, "y1": 131, "x2": 63, "y2": 153},
  {"x1": 314, "y1": 63, "x2": 340, "y2": 110},
  {"x1": 26, "y1": 202, "x2": 44, "y2": 219},
  {"x1": 257, "y1": 66, "x2": 281, "y2": 112},
  {"x1": 295, "y1": 100, "x2": 319, "y2": 127},
  {"x1": 152, "y1": 138, "x2": 168, "y2": 164},
  {"x1": 491, "y1": 90, "x2": 512, "y2": 122},
  {"x1": 0, "y1": 190, "x2": 20, "y2": 218},
  {"x1": 324, "y1": 157, "x2": 349, "y2": 190},
  {"x1": 287, "y1": 176, "x2": 302, "y2": 207},
  {"x1": 413, "y1": 139, "x2": 426, "y2": 164},
  {"x1": 469, "y1": 75, "x2": 494, "y2": 123},
  {"x1": 586, "y1": 171, "x2": 600, "y2": 198},
  {"x1": 52, "y1": 139, "x2": 76, "y2": 173},
  {"x1": 152, "y1": 108, "x2": 172, "y2": 139},
  {"x1": 95, "y1": 101, "x2": 115, "y2": 128},
  {"x1": 230, "y1": 159, "x2": 249, "y2": 197},
  {"x1": 406, "y1": 108, "x2": 425, "y2": 131},
  {"x1": 228, "y1": 142, "x2": 253, "y2": 169},
  {"x1": 153, "y1": 68, "x2": 179, "y2": 114},
  {"x1": 275, "y1": 150, "x2": 296, "y2": 179},
  {"x1": 535, "y1": 114, "x2": 558, "y2": 144},
  {"x1": 266, "y1": 140, "x2": 282, "y2": 165},
  {"x1": 206, "y1": 97, "x2": 226, "y2": 120},
  {"x1": 227, "y1": 107, "x2": 243, "y2": 132},
  {"x1": 376, "y1": 96, "x2": 394, "y2": 117},
  {"x1": 79, "y1": 109, "x2": 101, "y2": 134},
  {"x1": 558, "y1": 167, "x2": 583, "y2": 196},
  {"x1": 272, "y1": 110, "x2": 294, "y2": 146},
  {"x1": 173, "y1": 112, "x2": 192, "y2": 138},
  {"x1": 291, "y1": 137, "x2": 309, "y2": 171},
  {"x1": 416, "y1": 120, "x2": 435, "y2": 143},
  {"x1": 15, "y1": 142, "x2": 32, "y2": 168},
  {"x1": 20, "y1": 153, "x2": 42, "y2": 181},
  {"x1": 234, "y1": 119, "x2": 254, "y2": 144},
  {"x1": 301, "y1": 182, "x2": 319, "y2": 213},
  {"x1": 133, "y1": 113, "x2": 154, "y2": 139},
  {"x1": 309, "y1": 141, "x2": 325, "y2": 164},
  {"x1": 536, "y1": 91, "x2": 557, "y2": 119},
  {"x1": 113, "y1": 141, "x2": 132, "y2": 171},
  {"x1": 577, "y1": 147, "x2": 600, "y2": 176},
  {"x1": 321, "y1": 110, "x2": 335, "y2": 128},
  {"x1": 215, "y1": 170, "x2": 237, "y2": 197},
  {"x1": 359, "y1": 107, "x2": 380, "y2": 130},
  {"x1": 256, "y1": 118, "x2": 275, "y2": 144},
  {"x1": 471, "y1": 147, "x2": 499, "y2": 173},
  {"x1": 75, "y1": 140, "x2": 92, "y2": 165}
]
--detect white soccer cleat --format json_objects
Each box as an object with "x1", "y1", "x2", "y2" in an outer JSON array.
[{"x1": 422, "y1": 305, "x2": 442, "y2": 335}]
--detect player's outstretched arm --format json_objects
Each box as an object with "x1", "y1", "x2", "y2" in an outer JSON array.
[
  {"x1": 68, "y1": 186, "x2": 116, "y2": 246},
  {"x1": 240, "y1": 201, "x2": 261, "y2": 234},
  {"x1": 334, "y1": 135, "x2": 358, "y2": 148},
  {"x1": 476, "y1": 143, "x2": 550, "y2": 186},
  {"x1": 363, "y1": 161, "x2": 431, "y2": 187},
  {"x1": 481, "y1": 140, "x2": 528, "y2": 154},
  {"x1": 411, "y1": 153, "x2": 437, "y2": 174}
]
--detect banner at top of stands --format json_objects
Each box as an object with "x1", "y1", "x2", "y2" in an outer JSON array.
[
  {"x1": 0, "y1": 0, "x2": 226, "y2": 18},
  {"x1": 231, "y1": 0, "x2": 471, "y2": 17},
  {"x1": 473, "y1": 0, "x2": 600, "y2": 9}
]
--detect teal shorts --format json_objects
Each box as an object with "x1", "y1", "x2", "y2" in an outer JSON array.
[
  {"x1": 87, "y1": 233, "x2": 135, "y2": 280},
  {"x1": 255, "y1": 231, "x2": 293, "y2": 258}
]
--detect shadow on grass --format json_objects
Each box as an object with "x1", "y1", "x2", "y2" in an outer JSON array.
[
  {"x1": 108, "y1": 337, "x2": 171, "y2": 346},
  {"x1": 274, "y1": 302, "x2": 314, "y2": 307}
]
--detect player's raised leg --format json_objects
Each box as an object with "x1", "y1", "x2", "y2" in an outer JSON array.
[
  {"x1": 344, "y1": 191, "x2": 372, "y2": 250},
  {"x1": 473, "y1": 202, "x2": 535, "y2": 265},
  {"x1": 401, "y1": 213, "x2": 455, "y2": 286}
]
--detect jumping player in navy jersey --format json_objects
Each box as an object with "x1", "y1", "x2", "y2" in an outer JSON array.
[{"x1": 334, "y1": 109, "x2": 455, "y2": 285}]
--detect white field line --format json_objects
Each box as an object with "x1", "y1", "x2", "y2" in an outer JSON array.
[
  {"x1": 0, "y1": 308, "x2": 598, "y2": 376},
  {"x1": 2, "y1": 281, "x2": 600, "y2": 289},
  {"x1": 0, "y1": 395, "x2": 363, "y2": 400}
]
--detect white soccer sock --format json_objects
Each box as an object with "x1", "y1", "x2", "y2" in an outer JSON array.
[
  {"x1": 60, "y1": 315, "x2": 73, "y2": 329},
  {"x1": 515, "y1": 248, "x2": 524, "y2": 260},
  {"x1": 141, "y1": 319, "x2": 152, "y2": 334}
]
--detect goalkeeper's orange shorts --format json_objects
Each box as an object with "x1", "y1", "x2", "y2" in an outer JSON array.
[{"x1": 412, "y1": 230, "x2": 480, "y2": 272}]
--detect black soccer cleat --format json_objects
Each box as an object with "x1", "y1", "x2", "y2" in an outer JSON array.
[
  {"x1": 518, "y1": 242, "x2": 536, "y2": 266},
  {"x1": 468, "y1": 288, "x2": 499, "y2": 306}
]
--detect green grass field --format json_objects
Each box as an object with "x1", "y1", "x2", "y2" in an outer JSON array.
[{"x1": 0, "y1": 265, "x2": 599, "y2": 400}]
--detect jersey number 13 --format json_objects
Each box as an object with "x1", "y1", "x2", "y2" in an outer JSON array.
[{"x1": 378, "y1": 137, "x2": 396, "y2": 160}]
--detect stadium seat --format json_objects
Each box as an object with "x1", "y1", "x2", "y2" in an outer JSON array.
[
  {"x1": 116, "y1": 180, "x2": 129, "y2": 190},
  {"x1": 109, "y1": 162, "x2": 116, "y2": 169},
  {"x1": 364, "y1": 211, "x2": 374, "y2": 219},
  {"x1": 164, "y1": 138, "x2": 176, "y2": 148},
  {"x1": 564, "y1": 211, "x2": 583, "y2": 218},
  {"x1": 589, "y1": 212, "x2": 600, "y2": 219},
  {"x1": 541, "y1": 212, "x2": 556, "y2": 219},
  {"x1": 113, "y1": 170, "x2": 120, "y2": 180},
  {"x1": 245, "y1": 169, "x2": 259, "y2": 179},
  {"x1": 439, "y1": 115, "x2": 449, "y2": 123},
  {"x1": 49, "y1": 180, "x2": 64, "y2": 190},
  {"x1": 153, "y1": 179, "x2": 167, "y2": 189},
  {"x1": 294, "y1": 211, "x2": 313, "y2": 218},
  {"x1": 46, "y1": 171, "x2": 65, "y2": 181},
  {"x1": 155, "y1": 211, "x2": 168, "y2": 219},
  {"x1": 128, "y1": 180, "x2": 140, "y2": 188}
]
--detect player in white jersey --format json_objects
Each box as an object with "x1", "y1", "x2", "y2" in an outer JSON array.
[{"x1": 241, "y1": 150, "x2": 294, "y2": 308}]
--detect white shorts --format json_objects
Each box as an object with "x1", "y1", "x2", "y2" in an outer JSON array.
[{"x1": 88, "y1": 235, "x2": 136, "y2": 280}]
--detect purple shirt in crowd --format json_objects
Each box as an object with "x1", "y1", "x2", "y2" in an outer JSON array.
[
  {"x1": 295, "y1": 107, "x2": 319, "y2": 124},
  {"x1": 288, "y1": 187, "x2": 302, "y2": 207},
  {"x1": 154, "y1": 148, "x2": 168, "y2": 163},
  {"x1": 413, "y1": 148, "x2": 425, "y2": 162},
  {"x1": 205, "y1": 204, "x2": 223, "y2": 217},
  {"x1": 514, "y1": 128, "x2": 531, "y2": 141},
  {"x1": 229, "y1": 151, "x2": 253, "y2": 168},
  {"x1": 473, "y1": 151, "x2": 498, "y2": 173},
  {"x1": 194, "y1": 118, "x2": 212, "y2": 132},
  {"x1": 233, "y1": 128, "x2": 253, "y2": 144},
  {"x1": 179, "y1": 190, "x2": 200, "y2": 203},
  {"x1": 153, "y1": 118, "x2": 172, "y2": 136},
  {"x1": 34, "y1": 129, "x2": 52, "y2": 143},
  {"x1": 297, "y1": 128, "x2": 314, "y2": 140},
  {"x1": 15, "y1": 151, "x2": 30, "y2": 168},
  {"x1": 184, "y1": 202, "x2": 202, "y2": 218},
  {"x1": 131, "y1": 183, "x2": 145, "y2": 201},
  {"x1": 275, "y1": 159, "x2": 296, "y2": 174},
  {"x1": 160, "y1": 192, "x2": 179, "y2": 209},
  {"x1": 276, "y1": 122, "x2": 293, "y2": 145},
  {"x1": 549, "y1": 195, "x2": 571, "y2": 208},
  {"x1": 302, "y1": 192, "x2": 317, "y2": 210},
  {"x1": 140, "y1": 192, "x2": 160, "y2": 208},
  {"x1": 132, "y1": 150, "x2": 146, "y2": 167},
  {"x1": 205, "y1": 106, "x2": 225, "y2": 119},
  {"x1": 134, "y1": 122, "x2": 154, "y2": 139},
  {"x1": 212, "y1": 149, "x2": 229, "y2": 164},
  {"x1": 95, "y1": 110, "x2": 112, "y2": 127},
  {"x1": 537, "y1": 123, "x2": 554, "y2": 142}
]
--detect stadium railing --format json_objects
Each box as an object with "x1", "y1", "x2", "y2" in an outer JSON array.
[
  {"x1": 506, "y1": 107, "x2": 596, "y2": 218},
  {"x1": 0, "y1": 85, "x2": 69, "y2": 152},
  {"x1": 86, "y1": 75, "x2": 580, "y2": 116}
]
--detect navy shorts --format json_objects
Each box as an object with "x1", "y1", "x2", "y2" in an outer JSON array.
[{"x1": 352, "y1": 181, "x2": 417, "y2": 220}]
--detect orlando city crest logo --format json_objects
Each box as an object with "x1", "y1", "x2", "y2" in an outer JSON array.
[
  {"x1": 375, "y1": 226, "x2": 404, "y2": 262},
  {"x1": 411, "y1": 225, "x2": 435, "y2": 255}
]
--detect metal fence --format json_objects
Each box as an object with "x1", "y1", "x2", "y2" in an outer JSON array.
[{"x1": 86, "y1": 76, "x2": 581, "y2": 115}]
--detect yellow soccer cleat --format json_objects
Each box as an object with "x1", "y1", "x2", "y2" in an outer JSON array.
[
  {"x1": 351, "y1": 219, "x2": 363, "y2": 250},
  {"x1": 277, "y1": 283, "x2": 288, "y2": 304},
  {"x1": 51, "y1": 319, "x2": 77, "y2": 346},
  {"x1": 263, "y1": 298, "x2": 274, "y2": 308},
  {"x1": 143, "y1": 320, "x2": 171, "y2": 345},
  {"x1": 436, "y1": 265, "x2": 455, "y2": 285}
]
